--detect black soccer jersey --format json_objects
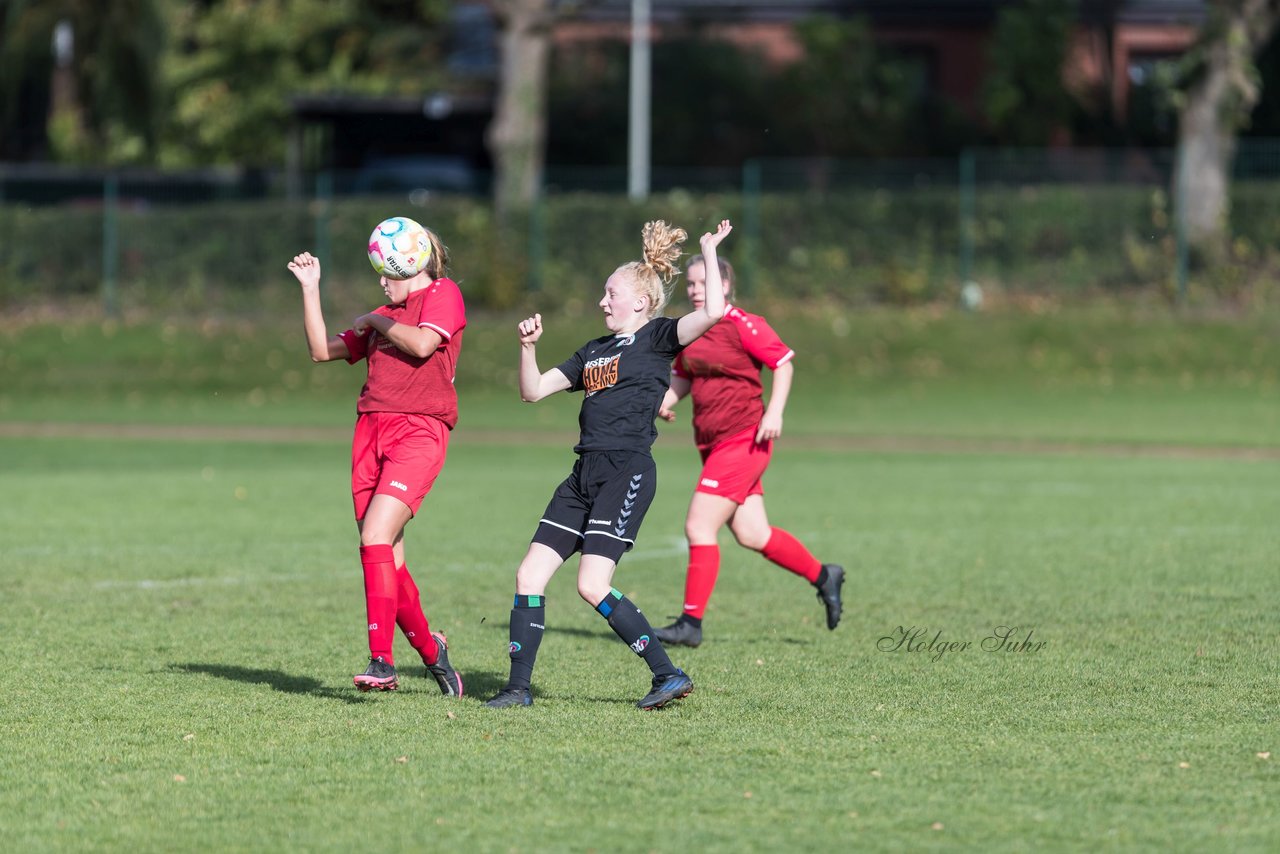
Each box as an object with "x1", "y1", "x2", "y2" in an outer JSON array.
[{"x1": 555, "y1": 316, "x2": 685, "y2": 454}]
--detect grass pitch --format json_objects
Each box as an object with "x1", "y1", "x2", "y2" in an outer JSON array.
[
  {"x1": 0, "y1": 305, "x2": 1277, "y2": 851},
  {"x1": 1, "y1": 435, "x2": 1276, "y2": 851}
]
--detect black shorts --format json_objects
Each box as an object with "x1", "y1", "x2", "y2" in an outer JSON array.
[{"x1": 532, "y1": 450, "x2": 658, "y2": 563}]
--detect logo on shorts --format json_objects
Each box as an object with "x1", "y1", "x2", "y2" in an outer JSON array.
[
  {"x1": 616, "y1": 473, "x2": 642, "y2": 536},
  {"x1": 509, "y1": 641, "x2": 522, "y2": 654},
  {"x1": 630, "y1": 635, "x2": 650, "y2": 654},
  {"x1": 589, "y1": 518, "x2": 612, "y2": 526},
  {"x1": 700, "y1": 477, "x2": 720, "y2": 488},
  {"x1": 390, "y1": 480, "x2": 408, "y2": 491}
]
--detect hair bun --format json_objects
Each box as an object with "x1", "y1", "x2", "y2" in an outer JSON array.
[{"x1": 641, "y1": 220, "x2": 688, "y2": 284}]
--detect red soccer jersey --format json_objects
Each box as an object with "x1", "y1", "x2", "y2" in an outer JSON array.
[
  {"x1": 672, "y1": 305, "x2": 795, "y2": 449},
  {"x1": 338, "y1": 278, "x2": 466, "y2": 427}
]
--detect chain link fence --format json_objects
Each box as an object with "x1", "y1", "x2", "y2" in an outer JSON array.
[{"x1": 4, "y1": 144, "x2": 1279, "y2": 314}]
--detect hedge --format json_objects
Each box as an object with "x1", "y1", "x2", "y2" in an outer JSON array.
[{"x1": 3, "y1": 180, "x2": 1279, "y2": 312}]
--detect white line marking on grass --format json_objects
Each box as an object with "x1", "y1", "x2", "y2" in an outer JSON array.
[
  {"x1": 92, "y1": 560, "x2": 516, "y2": 590},
  {"x1": 6, "y1": 422, "x2": 1277, "y2": 459},
  {"x1": 92, "y1": 571, "x2": 347, "y2": 590}
]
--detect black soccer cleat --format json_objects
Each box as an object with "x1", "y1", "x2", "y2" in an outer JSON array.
[
  {"x1": 353, "y1": 656, "x2": 399, "y2": 692},
  {"x1": 653, "y1": 616, "x2": 702, "y2": 648},
  {"x1": 637, "y1": 669, "x2": 694, "y2": 710},
  {"x1": 815, "y1": 563, "x2": 845, "y2": 630},
  {"x1": 485, "y1": 686, "x2": 534, "y2": 708},
  {"x1": 425, "y1": 632, "x2": 464, "y2": 697}
]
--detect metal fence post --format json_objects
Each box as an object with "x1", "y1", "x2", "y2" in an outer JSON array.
[
  {"x1": 958, "y1": 148, "x2": 975, "y2": 290},
  {"x1": 103, "y1": 173, "x2": 119, "y2": 317},
  {"x1": 1174, "y1": 161, "x2": 1189, "y2": 306},
  {"x1": 742, "y1": 158, "x2": 762, "y2": 297},
  {"x1": 314, "y1": 170, "x2": 332, "y2": 311},
  {"x1": 528, "y1": 191, "x2": 545, "y2": 292},
  {"x1": 314, "y1": 170, "x2": 332, "y2": 263}
]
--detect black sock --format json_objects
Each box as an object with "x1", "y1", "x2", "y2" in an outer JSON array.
[
  {"x1": 506, "y1": 594, "x2": 546, "y2": 690},
  {"x1": 596, "y1": 588, "x2": 677, "y2": 678},
  {"x1": 680, "y1": 614, "x2": 702, "y2": 628},
  {"x1": 814, "y1": 566, "x2": 829, "y2": 588}
]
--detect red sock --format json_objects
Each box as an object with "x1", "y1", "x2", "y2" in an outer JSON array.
[
  {"x1": 760, "y1": 528, "x2": 822, "y2": 583},
  {"x1": 395, "y1": 564, "x2": 439, "y2": 664},
  {"x1": 681, "y1": 544, "x2": 720, "y2": 619},
  {"x1": 359, "y1": 544, "x2": 398, "y2": 665}
]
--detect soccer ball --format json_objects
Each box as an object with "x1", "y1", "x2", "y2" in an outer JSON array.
[{"x1": 368, "y1": 216, "x2": 432, "y2": 280}]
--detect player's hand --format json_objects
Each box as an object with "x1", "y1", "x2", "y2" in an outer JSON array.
[
  {"x1": 700, "y1": 219, "x2": 733, "y2": 253},
  {"x1": 658, "y1": 405, "x2": 677, "y2": 422},
  {"x1": 755, "y1": 411, "x2": 783, "y2": 444},
  {"x1": 352, "y1": 313, "x2": 375, "y2": 335},
  {"x1": 287, "y1": 252, "x2": 321, "y2": 290},
  {"x1": 518, "y1": 313, "x2": 543, "y2": 345}
]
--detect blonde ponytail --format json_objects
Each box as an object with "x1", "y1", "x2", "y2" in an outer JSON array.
[{"x1": 615, "y1": 220, "x2": 688, "y2": 317}]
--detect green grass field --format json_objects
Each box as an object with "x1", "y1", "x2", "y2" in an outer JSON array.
[{"x1": 1, "y1": 305, "x2": 1278, "y2": 851}]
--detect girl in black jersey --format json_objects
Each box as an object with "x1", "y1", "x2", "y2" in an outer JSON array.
[{"x1": 485, "y1": 220, "x2": 731, "y2": 710}]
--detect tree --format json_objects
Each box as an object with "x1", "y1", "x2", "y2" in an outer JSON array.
[
  {"x1": 546, "y1": 35, "x2": 779, "y2": 169},
  {"x1": 486, "y1": 0, "x2": 555, "y2": 216},
  {"x1": 980, "y1": 0, "x2": 1076, "y2": 145},
  {"x1": 0, "y1": 0, "x2": 166, "y2": 162},
  {"x1": 1173, "y1": 0, "x2": 1280, "y2": 253},
  {"x1": 163, "y1": 0, "x2": 452, "y2": 167},
  {"x1": 779, "y1": 16, "x2": 918, "y2": 157}
]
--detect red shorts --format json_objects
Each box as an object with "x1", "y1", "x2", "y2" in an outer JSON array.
[
  {"x1": 695, "y1": 425, "x2": 771, "y2": 504},
  {"x1": 350, "y1": 412, "x2": 450, "y2": 520}
]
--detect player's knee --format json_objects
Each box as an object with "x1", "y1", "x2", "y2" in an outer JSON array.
[
  {"x1": 514, "y1": 564, "x2": 542, "y2": 593},
  {"x1": 576, "y1": 579, "x2": 609, "y2": 606},
  {"x1": 359, "y1": 529, "x2": 394, "y2": 548},
  {"x1": 731, "y1": 522, "x2": 770, "y2": 551},
  {"x1": 685, "y1": 519, "x2": 716, "y2": 543}
]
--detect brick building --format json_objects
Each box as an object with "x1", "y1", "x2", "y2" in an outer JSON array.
[{"x1": 550, "y1": 0, "x2": 1206, "y2": 126}]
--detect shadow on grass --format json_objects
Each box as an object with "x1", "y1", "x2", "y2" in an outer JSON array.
[
  {"x1": 458, "y1": 668, "x2": 660, "y2": 708},
  {"x1": 171, "y1": 662, "x2": 369, "y2": 705},
  {"x1": 540, "y1": 690, "x2": 644, "y2": 707},
  {"x1": 459, "y1": 669, "x2": 510, "y2": 700}
]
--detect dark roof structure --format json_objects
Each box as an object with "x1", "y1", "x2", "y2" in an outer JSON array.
[{"x1": 553, "y1": 0, "x2": 1206, "y2": 25}]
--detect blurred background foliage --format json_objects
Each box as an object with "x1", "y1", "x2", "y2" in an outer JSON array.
[
  {"x1": 5, "y1": 1, "x2": 1280, "y2": 313},
  {"x1": 10, "y1": 1, "x2": 1280, "y2": 168},
  {"x1": 5, "y1": 151, "x2": 1280, "y2": 314},
  {"x1": 2, "y1": 0, "x2": 1177, "y2": 169}
]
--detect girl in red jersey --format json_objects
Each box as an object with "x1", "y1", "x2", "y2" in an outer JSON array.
[
  {"x1": 287, "y1": 224, "x2": 465, "y2": 696},
  {"x1": 653, "y1": 254, "x2": 845, "y2": 648},
  {"x1": 484, "y1": 220, "x2": 730, "y2": 711}
]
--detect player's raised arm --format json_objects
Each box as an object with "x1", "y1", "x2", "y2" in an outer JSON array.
[
  {"x1": 517, "y1": 313, "x2": 571, "y2": 402},
  {"x1": 356, "y1": 312, "x2": 444, "y2": 360},
  {"x1": 288, "y1": 252, "x2": 350, "y2": 362},
  {"x1": 676, "y1": 220, "x2": 731, "y2": 345}
]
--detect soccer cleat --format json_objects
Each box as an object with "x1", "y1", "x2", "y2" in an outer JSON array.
[
  {"x1": 816, "y1": 563, "x2": 845, "y2": 630},
  {"x1": 424, "y1": 632, "x2": 464, "y2": 697},
  {"x1": 653, "y1": 616, "x2": 702, "y2": 648},
  {"x1": 485, "y1": 686, "x2": 534, "y2": 708},
  {"x1": 353, "y1": 656, "x2": 399, "y2": 691},
  {"x1": 637, "y1": 669, "x2": 694, "y2": 710}
]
